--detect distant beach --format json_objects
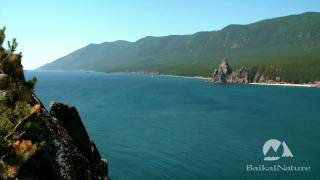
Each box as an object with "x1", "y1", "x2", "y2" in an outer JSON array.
[
  {"x1": 159, "y1": 74, "x2": 211, "y2": 80},
  {"x1": 160, "y1": 74, "x2": 319, "y2": 88},
  {"x1": 249, "y1": 82, "x2": 318, "y2": 88}
]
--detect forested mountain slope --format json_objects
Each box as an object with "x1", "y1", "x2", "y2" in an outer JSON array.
[{"x1": 38, "y1": 12, "x2": 320, "y2": 83}]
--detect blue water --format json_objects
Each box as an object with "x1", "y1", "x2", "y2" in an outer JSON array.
[{"x1": 26, "y1": 71, "x2": 320, "y2": 180}]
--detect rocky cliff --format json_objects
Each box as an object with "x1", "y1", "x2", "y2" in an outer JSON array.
[
  {"x1": 18, "y1": 98, "x2": 109, "y2": 180},
  {"x1": 210, "y1": 59, "x2": 280, "y2": 84},
  {"x1": 0, "y1": 29, "x2": 108, "y2": 179}
]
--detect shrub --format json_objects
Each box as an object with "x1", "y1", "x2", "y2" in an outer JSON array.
[{"x1": 0, "y1": 27, "x2": 44, "y2": 179}]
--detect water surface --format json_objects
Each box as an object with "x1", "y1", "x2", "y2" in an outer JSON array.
[{"x1": 26, "y1": 71, "x2": 320, "y2": 180}]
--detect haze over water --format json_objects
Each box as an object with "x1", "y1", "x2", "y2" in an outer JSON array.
[{"x1": 26, "y1": 71, "x2": 320, "y2": 180}]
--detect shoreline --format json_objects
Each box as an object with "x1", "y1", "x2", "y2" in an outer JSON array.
[
  {"x1": 159, "y1": 74, "x2": 319, "y2": 88},
  {"x1": 32, "y1": 70, "x2": 319, "y2": 88},
  {"x1": 249, "y1": 82, "x2": 317, "y2": 88},
  {"x1": 159, "y1": 74, "x2": 211, "y2": 80}
]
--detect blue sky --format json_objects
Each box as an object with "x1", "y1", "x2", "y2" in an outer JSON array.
[{"x1": 1, "y1": 0, "x2": 320, "y2": 69}]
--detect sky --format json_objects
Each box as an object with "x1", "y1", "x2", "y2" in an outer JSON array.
[{"x1": 1, "y1": 0, "x2": 320, "y2": 69}]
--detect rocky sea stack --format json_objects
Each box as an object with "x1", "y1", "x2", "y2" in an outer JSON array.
[
  {"x1": 210, "y1": 58, "x2": 281, "y2": 84},
  {"x1": 0, "y1": 29, "x2": 108, "y2": 179}
]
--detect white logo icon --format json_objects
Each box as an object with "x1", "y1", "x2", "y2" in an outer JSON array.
[{"x1": 263, "y1": 139, "x2": 293, "y2": 161}]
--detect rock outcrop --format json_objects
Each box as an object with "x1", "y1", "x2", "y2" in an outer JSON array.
[
  {"x1": 50, "y1": 102, "x2": 108, "y2": 179},
  {"x1": 19, "y1": 97, "x2": 109, "y2": 179},
  {"x1": 210, "y1": 59, "x2": 280, "y2": 84},
  {"x1": 211, "y1": 59, "x2": 232, "y2": 83},
  {"x1": 227, "y1": 66, "x2": 250, "y2": 84}
]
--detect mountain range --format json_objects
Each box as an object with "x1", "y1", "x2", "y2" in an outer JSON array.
[{"x1": 38, "y1": 12, "x2": 320, "y2": 83}]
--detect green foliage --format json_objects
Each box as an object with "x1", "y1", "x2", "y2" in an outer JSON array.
[
  {"x1": 39, "y1": 12, "x2": 320, "y2": 83},
  {"x1": 23, "y1": 121, "x2": 43, "y2": 134},
  {"x1": 7, "y1": 39, "x2": 18, "y2": 53},
  {"x1": 0, "y1": 28, "x2": 43, "y2": 179},
  {"x1": 0, "y1": 117, "x2": 14, "y2": 135},
  {"x1": 25, "y1": 76, "x2": 37, "y2": 90},
  {"x1": 0, "y1": 27, "x2": 5, "y2": 46}
]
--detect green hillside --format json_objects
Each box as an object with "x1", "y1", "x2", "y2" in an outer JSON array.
[{"x1": 38, "y1": 12, "x2": 320, "y2": 83}]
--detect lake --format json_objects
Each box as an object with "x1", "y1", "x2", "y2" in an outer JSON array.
[{"x1": 26, "y1": 70, "x2": 320, "y2": 180}]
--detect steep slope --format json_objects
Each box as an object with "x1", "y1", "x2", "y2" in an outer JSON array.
[
  {"x1": 0, "y1": 29, "x2": 109, "y2": 179},
  {"x1": 38, "y1": 12, "x2": 320, "y2": 82}
]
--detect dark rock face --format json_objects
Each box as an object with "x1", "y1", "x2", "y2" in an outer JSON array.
[
  {"x1": 17, "y1": 96, "x2": 109, "y2": 180},
  {"x1": 50, "y1": 102, "x2": 108, "y2": 178}
]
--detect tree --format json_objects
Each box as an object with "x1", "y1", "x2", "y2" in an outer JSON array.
[{"x1": 0, "y1": 27, "x2": 43, "y2": 179}]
